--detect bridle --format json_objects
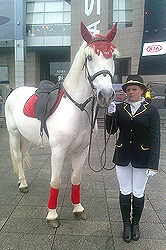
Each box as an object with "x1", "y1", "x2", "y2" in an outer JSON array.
[
  {"x1": 83, "y1": 56, "x2": 113, "y2": 90},
  {"x1": 60, "y1": 54, "x2": 114, "y2": 111}
]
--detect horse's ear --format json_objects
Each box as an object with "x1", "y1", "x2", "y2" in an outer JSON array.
[
  {"x1": 81, "y1": 21, "x2": 92, "y2": 43},
  {"x1": 106, "y1": 22, "x2": 118, "y2": 42}
]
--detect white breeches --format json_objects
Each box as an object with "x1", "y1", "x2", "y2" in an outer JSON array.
[{"x1": 116, "y1": 163, "x2": 148, "y2": 198}]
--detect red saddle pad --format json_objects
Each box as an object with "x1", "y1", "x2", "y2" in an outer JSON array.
[
  {"x1": 23, "y1": 89, "x2": 64, "y2": 118},
  {"x1": 23, "y1": 94, "x2": 38, "y2": 118}
]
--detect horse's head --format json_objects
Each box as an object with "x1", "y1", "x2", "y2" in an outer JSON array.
[{"x1": 81, "y1": 22, "x2": 119, "y2": 107}]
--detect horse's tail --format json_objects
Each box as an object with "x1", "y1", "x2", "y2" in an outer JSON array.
[{"x1": 9, "y1": 135, "x2": 32, "y2": 177}]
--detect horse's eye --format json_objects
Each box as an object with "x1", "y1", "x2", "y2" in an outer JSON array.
[{"x1": 87, "y1": 55, "x2": 92, "y2": 61}]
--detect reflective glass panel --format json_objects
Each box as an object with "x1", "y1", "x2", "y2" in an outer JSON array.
[
  {"x1": 64, "y1": 12, "x2": 71, "y2": 23},
  {"x1": 64, "y1": 1, "x2": 71, "y2": 11},
  {"x1": 45, "y1": 13, "x2": 63, "y2": 23},
  {"x1": 45, "y1": 1, "x2": 63, "y2": 12},
  {"x1": 119, "y1": 0, "x2": 125, "y2": 10},
  {"x1": 27, "y1": 13, "x2": 44, "y2": 24},
  {"x1": 27, "y1": 2, "x2": 44, "y2": 13}
]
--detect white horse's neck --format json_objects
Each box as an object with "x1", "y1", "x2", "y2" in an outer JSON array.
[{"x1": 63, "y1": 42, "x2": 92, "y2": 103}]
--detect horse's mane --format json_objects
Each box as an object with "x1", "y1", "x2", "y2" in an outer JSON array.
[
  {"x1": 63, "y1": 40, "x2": 119, "y2": 92},
  {"x1": 63, "y1": 41, "x2": 87, "y2": 92}
]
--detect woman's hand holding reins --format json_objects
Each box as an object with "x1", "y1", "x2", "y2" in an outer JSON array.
[{"x1": 107, "y1": 101, "x2": 116, "y2": 114}]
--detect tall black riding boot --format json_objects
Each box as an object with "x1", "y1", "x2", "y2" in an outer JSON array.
[
  {"x1": 119, "y1": 193, "x2": 132, "y2": 243},
  {"x1": 132, "y1": 196, "x2": 144, "y2": 241}
]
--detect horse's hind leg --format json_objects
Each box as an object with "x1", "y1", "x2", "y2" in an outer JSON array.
[
  {"x1": 9, "y1": 131, "x2": 29, "y2": 193},
  {"x1": 71, "y1": 149, "x2": 88, "y2": 220}
]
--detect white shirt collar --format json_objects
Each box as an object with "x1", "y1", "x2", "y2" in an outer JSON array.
[
  {"x1": 126, "y1": 97, "x2": 145, "y2": 115},
  {"x1": 126, "y1": 97, "x2": 145, "y2": 106}
]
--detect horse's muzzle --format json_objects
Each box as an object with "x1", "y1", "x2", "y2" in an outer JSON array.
[{"x1": 97, "y1": 88, "x2": 115, "y2": 107}]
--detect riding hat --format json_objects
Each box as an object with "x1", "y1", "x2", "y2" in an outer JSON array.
[{"x1": 122, "y1": 75, "x2": 147, "y2": 93}]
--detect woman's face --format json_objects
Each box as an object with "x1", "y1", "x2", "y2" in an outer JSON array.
[{"x1": 126, "y1": 85, "x2": 144, "y2": 102}]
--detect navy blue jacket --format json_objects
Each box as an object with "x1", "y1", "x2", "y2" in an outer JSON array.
[{"x1": 105, "y1": 101, "x2": 160, "y2": 170}]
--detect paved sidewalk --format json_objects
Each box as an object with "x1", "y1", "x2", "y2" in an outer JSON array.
[{"x1": 0, "y1": 125, "x2": 166, "y2": 250}]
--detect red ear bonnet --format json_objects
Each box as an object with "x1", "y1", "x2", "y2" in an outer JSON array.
[
  {"x1": 81, "y1": 21, "x2": 93, "y2": 44},
  {"x1": 81, "y1": 22, "x2": 118, "y2": 59},
  {"x1": 106, "y1": 22, "x2": 118, "y2": 42},
  {"x1": 81, "y1": 21, "x2": 117, "y2": 43}
]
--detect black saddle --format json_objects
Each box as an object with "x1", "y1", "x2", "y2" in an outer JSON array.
[{"x1": 34, "y1": 80, "x2": 60, "y2": 137}]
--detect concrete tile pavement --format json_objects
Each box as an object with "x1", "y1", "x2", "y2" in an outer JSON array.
[{"x1": 0, "y1": 126, "x2": 166, "y2": 250}]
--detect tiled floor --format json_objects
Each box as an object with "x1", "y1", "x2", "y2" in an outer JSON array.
[{"x1": 0, "y1": 126, "x2": 166, "y2": 250}]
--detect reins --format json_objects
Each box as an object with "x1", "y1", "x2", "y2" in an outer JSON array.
[
  {"x1": 59, "y1": 81, "x2": 94, "y2": 112},
  {"x1": 87, "y1": 107, "x2": 116, "y2": 172},
  {"x1": 84, "y1": 56, "x2": 116, "y2": 172},
  {"x1": 99, "y1": 113, "x2": 117, "y2": 171}
]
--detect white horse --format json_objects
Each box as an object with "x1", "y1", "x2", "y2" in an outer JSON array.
[{"x1": 5, "y1": 22, "x2": 119, "y2": 227}]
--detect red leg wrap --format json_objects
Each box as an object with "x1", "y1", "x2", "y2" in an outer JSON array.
[
  {"x1": 48, "y1": 187, "x2": 59, "y2": 209},
  {"x1": 72, "y1": 184, "x2": 80, "y2": 204}
]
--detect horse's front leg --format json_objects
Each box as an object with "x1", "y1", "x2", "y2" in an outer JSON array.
[
  {"x1": 71, "y1": 149, "x2": 88, "y2": 220},
  {"x1": 46, "y1": 148, "x2": 64, "y2": 228}
]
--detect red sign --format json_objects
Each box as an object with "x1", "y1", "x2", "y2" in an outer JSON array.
[{"x1": 146, "y1": 45, "x2": 162, "y2": 53}]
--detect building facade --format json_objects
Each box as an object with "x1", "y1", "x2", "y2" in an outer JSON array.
[{"x1": 0, "y1": 0, "x2": 165, "y2": 103}]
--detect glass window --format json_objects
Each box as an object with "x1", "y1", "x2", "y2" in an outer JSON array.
[
  {"x1": 110, "y1": 0, "x2": 132, "y2": 28},
  {"x1": 113, "y1": 0, "x2": 118, "y2": 10},
  {"x1": 27, "y1": 13, "x2": 44, "y2": 24},
  {"x1": 63, "y1": 24, "x2": 71, "y2": 36},
  {"x1": 45, "y1": 13, "x2": 63, "y2": 23},
  {"x1": 64, "y1": 12, "x2": 71, "y2": 23},
  {"x1": 119, "y1": 11, "x2": 126, "y2": 22},
  {"x1": 45, "y1": 24, "x2": 63, "y2": 36},
  {"x1": 119, "y1": 0, "x2": 125, "y2": 10},
  {"x1": 64, "y1": 1, "x2": 71, "y2": 11},
  {"x1": 27, "y1": 2, "x2": 44, "y2": 13},
  {"x1": 45, "y1": 2, "x2": 63, "y2": 12},
  {"x1": 0, "y1": 66, "x2": 9, "y2": 82},
  {"x1": 26, "y1": 0, "x2": 71, "y2": 36},
  {"x1": 113, "y1": 11, "x2": 118, "y2": 22}
]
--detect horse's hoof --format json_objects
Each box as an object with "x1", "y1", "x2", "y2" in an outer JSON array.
[
  {"x1": 74, "y1": 210, "x2": 87, "y2": 220},
  {"x1": 47, "y1": 219, "x2": 60, "y2": 228},
  {"x1": 19, "y1": 186, "x2": 29, "y2": 193}
]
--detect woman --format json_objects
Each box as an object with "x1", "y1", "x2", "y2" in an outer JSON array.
[{"x1": 105, "y1": 75, "x2": 160, "y2": 243}]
